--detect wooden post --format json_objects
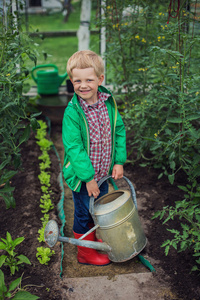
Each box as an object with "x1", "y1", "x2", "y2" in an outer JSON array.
[
  {"x1": 12, "y1": 0, "x2": 20, "y2": 73},
  {"x1": 77, "y1": 0, "x2": 91, "y2": 50},
  {"x1": 100, "y1": 0, "x2": 106, "y2": 85}
]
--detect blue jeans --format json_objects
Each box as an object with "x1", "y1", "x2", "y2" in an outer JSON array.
[{"x1": 72, "y1": 181, "x2": 108, "y2": 234}]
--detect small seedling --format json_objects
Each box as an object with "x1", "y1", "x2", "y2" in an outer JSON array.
[
  {"x1": 36, "y1": 138, "x2": 53, "y2": 151},
  {"x1": 0, "y1": 232, "x2": 31, "y2": 275},
  {"x1": 39, "y1": 194, "x2": 54, "y2": 214},
  {"x1": 36, "y1": 247, "x2": 55, "y2": 265},
  {"x1": 38, "y1": 214, "x2": 49, "y2": 242},
  {"x1": 38, "y1": 171, "x2": 51, "y2": 187}
]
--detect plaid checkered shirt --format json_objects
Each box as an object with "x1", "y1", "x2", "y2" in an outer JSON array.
[{"x1": 79, "y1": 92, "x2": 112, "y2": 182}]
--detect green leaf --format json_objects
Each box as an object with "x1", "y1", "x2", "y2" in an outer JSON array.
[
  {"x1": 0, "y1": 185, "x2": 15, "y2": 193},
  {"x1": 0, "y1": 193, "x2": 15, "y2": 209},
  {"x1": 169, "y1": 151, "x2": 175, "y2": 161},
  {"x1": 0, "y1": 156, "x2": 11, "y2": 170},
  {"x1": 6, "y1": 232, "x2": 12, "y2": 244},
  {"x1": 164, "y1": 245, "x2": 170, "y2": 256},
  {"x1": 10, "y1": 265, "x2": 17, "y2": 275},
  {"x1": 13, "y1": 237, "x2": 24, "y2": 248},
  {"x1": 31, "y1": 112, "x2": 42, "y2": 118},
  {"x1": 165, "y1": 128, "x2": 172, "y2": 135},
  {"x1": 0, "y1": 270, "x2": 6, "y2": 292},
  {"x1": 178, "y1": 185, "x2": 188, "y2": 192},
  {"x1": 30, "y1": 118, "x2": 40, "y2": 131},
  {"x1": 0, "y1": 255, "x2": 6, "y2": 267},
  {"x1": 0, "y1": 242, "x2": 6, "y2": 250},
  {"x1": 0, "y1": 237, "x2": 7, "y2": 244},
  {"x1": 152, "y1": 211, "x2": 161, "y2": 219},
  {"x1": 10, "y1": 105, "x2": 25, "y2": 118},
  {"x1": 12, "y1": 290, "x2": 40, "y2": 299},
  {"x1": 168, "y1": 174, "x2": 175, "y2": 185},
  {"x1": 5, "y1": 292, "x2": 12, "y2": 298},
  {"x1": 17, "y1": 255, "x2": 31, "y2": 265},
  {"x1": 172, "y1": 241, "x2": 178, "y2": 250},
  {"x1": 19, "y1": 125, "x2": 30, "y2": 146},
  {"x1": 170, "y1": 161, "x2": 176, "y2": 170},
  {"x1": 193, "y1": 231, "x2": 200, "y2": 237},
  {"x1": 194, "y1": 192, "x2": 200, "y2": 197},
  {"x1": 161, "y1": 240, "x2": 170, "y2": 247},
  {"x1": 167, "y1": 117, "x2": 182, "y2": 123},
  {"x1": 139, "y1": 163, "x2": 148, "y2": 167},
  {"x1": 168, "y1": 229, "x2": 180, "y2": 235},
  {"x1": 160, "y1": 210, "x2": 166, "y2": 220},
  {"x1": 189, "y1": 127, "x2": 199, "y2": 139},
  {"x1": 8, "y1": 277, "x2": 21, "y2": 292},
  {"x1": 1, "y1": 170, "x2": 18, "y2": 182},
  {"x1": 180, "y1": 241, "x2": 187, "y2": 250},
  {"x1": 193, "y1": 166, "x2": 200, "y2": 177},
  {"x1": 187, "y1": 114, "x2": 200, "y2": 121},
  {"x1": 191, "y1": 265, "x2": 199, "y2": 272},
  {"x1": 181, "y1": 223, "x2": 190, "y2": 231}
]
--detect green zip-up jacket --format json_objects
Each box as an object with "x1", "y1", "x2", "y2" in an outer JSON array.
[{"x1": 62, "y1": 85, "x2": 126, "y2": 192}]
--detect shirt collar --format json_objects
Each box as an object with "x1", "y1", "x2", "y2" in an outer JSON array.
[{"x1": 79, "y1": 91, "x2": 110, "y2": 111}]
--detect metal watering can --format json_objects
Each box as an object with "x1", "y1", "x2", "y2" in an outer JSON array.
[
  {"x1": 44, "y1": 175, "x2": 147, "y2": 263},
  {"x1": 31, "y1": 64, "x2": 68, "y2": 95}
]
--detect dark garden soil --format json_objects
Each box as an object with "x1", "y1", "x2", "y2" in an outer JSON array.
[{"x1": 0, "y1": 122, "x2": 200, "y2": 300}]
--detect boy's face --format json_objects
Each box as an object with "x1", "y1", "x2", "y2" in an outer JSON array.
[{"x1": 71, "y1": 68, "x2": 104, "y2": 105}]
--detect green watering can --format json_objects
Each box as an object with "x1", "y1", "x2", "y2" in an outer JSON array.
[{"x1": 31, "y1": 64, "x2": 68, "y2": 95}]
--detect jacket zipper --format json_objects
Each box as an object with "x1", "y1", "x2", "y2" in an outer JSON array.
[
  {"x1": 107, "y1": 96, "x2": 117, "y2": 174},
  {"x1": 65, "y1": 103, "x2": 90, "y2": 191},
  {"x1": 76, "y1": 103, "x2": 90, "y2": 156},
  {"x1": 69, "y1": 104, "x2": 90, "y2": 191}
]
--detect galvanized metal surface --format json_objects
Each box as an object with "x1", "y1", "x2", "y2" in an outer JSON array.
[
  {"x1": 90, "y1": 176, "x2": 147, "y2": 262},
  {"x1": 44, "y1": 219, "x2": 59, "y2": 247},
  {"x1": 93, "y1": 189, "x2": 147, "y2": 262}
]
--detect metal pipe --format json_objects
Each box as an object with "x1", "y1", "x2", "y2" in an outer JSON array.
[
  {"x1": 58, "y1": 236, "x2": 111, "y2": 252},
  {"x1": 78, "y1": 224, "x2": 99, "y2": 240},
  {"x1": 44, "y1": 220, "x2": 111, "y2": 252}
]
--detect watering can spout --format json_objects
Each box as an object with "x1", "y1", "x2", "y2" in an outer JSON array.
[
  {"x1": 58, "y1": 72, "x2": 68, "y2": 85},
  {"x1": 44, "y1": 220, "x2": 111, "y2": 253}
]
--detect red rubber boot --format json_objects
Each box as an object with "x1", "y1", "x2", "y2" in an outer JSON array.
[{"x1": 73, "y1": 231, "x2": 111, "y2": 266}]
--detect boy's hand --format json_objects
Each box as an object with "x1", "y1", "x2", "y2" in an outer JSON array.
[
  {"x1": 112, "y1": 164, "x2": 124, "y2": 180},
  {"x1": 86, "y1": 179, "x2": 100, "y2": 199}
]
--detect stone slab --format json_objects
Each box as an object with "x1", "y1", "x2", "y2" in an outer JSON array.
[{"x1": 60, "y1": 272, "x2": 170, "y2": 300}]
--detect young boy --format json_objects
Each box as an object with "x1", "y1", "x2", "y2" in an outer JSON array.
[{"x1": 62, "y1": 50, "x2": 126, "y2": 266}]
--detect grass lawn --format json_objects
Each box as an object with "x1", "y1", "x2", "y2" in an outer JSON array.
[
  {"x1": 24, "y1": 9, "x2": 80, "y2": 32},
  {"x1": 23, "y1": 1, "x2": 97, "y2": 32}
]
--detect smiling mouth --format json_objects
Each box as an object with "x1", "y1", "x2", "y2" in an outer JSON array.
[{"x1": 80, "y1": 90, "x2": 90, "y2": 93}]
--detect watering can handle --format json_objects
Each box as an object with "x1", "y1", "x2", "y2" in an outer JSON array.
[
  {"x1": 89, "y1": 175, "x2": 137, "y2": 216},
  {"x1": 31, "y1": 64, "x2": 58, "y2": 83}
]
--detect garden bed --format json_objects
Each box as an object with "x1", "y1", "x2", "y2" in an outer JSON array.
[
  {"x1": 0, "y1": 124, "x2": 199, "y2": 299},
  {"x1": 0, "y1": 130, "x2": 63, "y2": 299}
]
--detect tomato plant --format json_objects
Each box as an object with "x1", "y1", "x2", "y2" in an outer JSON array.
[{"x1": 0, "y1": 1, "x2": 40, "y2": 209}]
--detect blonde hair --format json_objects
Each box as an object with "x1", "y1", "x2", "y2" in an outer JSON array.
[{"x1": 67, "y1": 50, "x2": 104, "y2": 78}]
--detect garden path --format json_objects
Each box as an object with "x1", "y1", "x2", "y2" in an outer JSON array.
[{"x1": 50, "y1": 123, "x2": 181, "y2": 300}]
